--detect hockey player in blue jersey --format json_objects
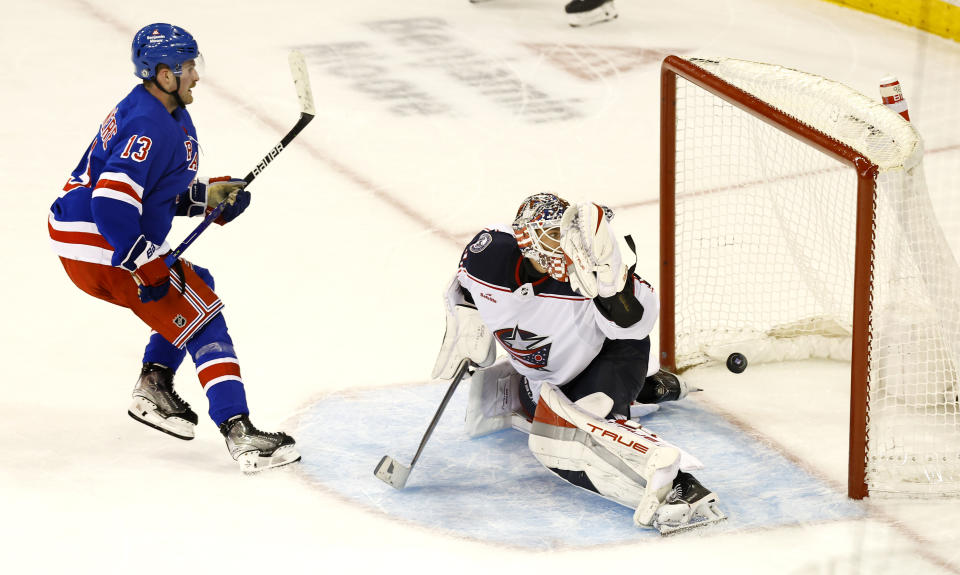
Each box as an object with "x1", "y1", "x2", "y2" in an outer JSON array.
[
  {"x1": 432, "y1": 193, "x2": 726, "y2": 533},
  {"x1": 48, "y1": 23, "x2": 299, "y2": 472}
]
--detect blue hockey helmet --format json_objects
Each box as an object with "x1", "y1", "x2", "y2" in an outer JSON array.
[{"x1": 131, "y1": 23, "x2": 200, "y2": 80}]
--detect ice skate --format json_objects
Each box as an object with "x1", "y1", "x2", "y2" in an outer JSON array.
[
  {"x1": 128, "y1": 363, "x2": 198, "y2": 440},
  {"x1": 565, "y1": 0, "x2": 618, "y2": 27},
  {"x1": 219, "y1": 414, "x2": 301, "y2": 473},
  {"x1": 638, "y1": 369, "x2": 697, "y2": 404},
  {"x1": 651, "y1": 471, "x2": 727, "y2": 535}
]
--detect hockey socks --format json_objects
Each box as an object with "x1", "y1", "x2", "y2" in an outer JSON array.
[
  {"x1": 142, "y1": 330, "x2": 188, "y2": 370},
  {"x1": 186, "y1": 315, "x2": 249, "y2": 426}
]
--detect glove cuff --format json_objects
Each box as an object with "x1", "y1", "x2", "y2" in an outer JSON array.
[
  {"x1": 119, "y1": 235, "x2": 162, "y2": 272},
  {"x1": 132, "y1": 256, "x2": 170, "y2": 287},
  {"x1": 182, "y1": 180, "x2": 206, "y2": 217}
]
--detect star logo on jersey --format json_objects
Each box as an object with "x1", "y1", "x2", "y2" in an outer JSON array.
[{"x1": 494, "y1": 325, "x2": 552, "y2": 371}]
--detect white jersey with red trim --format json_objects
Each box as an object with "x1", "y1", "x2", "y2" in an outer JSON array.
[{"x1": 455, "y1": 225, "x2": 659, "y2": 387}]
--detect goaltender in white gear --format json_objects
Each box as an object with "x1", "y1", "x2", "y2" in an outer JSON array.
[{"x1": 432, "y1": 193, "x2": 725, "y2": 534}]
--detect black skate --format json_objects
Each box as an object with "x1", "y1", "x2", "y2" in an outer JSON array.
[
  {"x1": 219, "y1": 414, "x2": 301, "y2": 473},
  {"x1": 653, "y1": 471, "x2": 727, "y2": 535},
  {"x1": 565, "y1": 0, "x2": 618, "y2": 27},
  {"x1": 128, "y1": 363, "x2": 198, "y2": 440},
  {"x1": 637, "y1": 369, "x2": 696, "y2": 403}
]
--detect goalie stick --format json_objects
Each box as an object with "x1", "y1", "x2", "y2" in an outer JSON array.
[
  {"x1": 374, "y1": 359, "x2": 472, "y2": 489},
  {"x1": 164, "y1": 50, "x2": 316, "y2": 266}
]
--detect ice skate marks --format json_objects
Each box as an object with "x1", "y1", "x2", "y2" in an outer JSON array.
[{"x1": 294, "y1": 382, "x2": 864, "y2": 549}]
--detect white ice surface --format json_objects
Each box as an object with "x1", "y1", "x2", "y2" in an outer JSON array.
[{"x1": 3, "y1": 0, "x2": 960, "y2": 573}]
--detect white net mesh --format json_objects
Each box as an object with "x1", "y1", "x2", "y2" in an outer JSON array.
[
  {"x1": 670, "y1": 57, "x2": 960, "y2": 496},
  {"x1": 911, "y1": 35, "x2": 960, "y2": 257}
]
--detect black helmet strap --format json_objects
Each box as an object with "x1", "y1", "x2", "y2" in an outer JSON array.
[{"x1": 152, "y1": 66, "x2": 185, "y2": 109}]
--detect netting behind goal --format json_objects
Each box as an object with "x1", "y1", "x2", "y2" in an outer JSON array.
[{"x1": 659, "y1": 56, "x2": 960, "y2": 498}]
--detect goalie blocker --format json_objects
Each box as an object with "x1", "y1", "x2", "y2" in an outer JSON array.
[{"x1": 432, "y1": 276, "x2": 497, "y2": 379}]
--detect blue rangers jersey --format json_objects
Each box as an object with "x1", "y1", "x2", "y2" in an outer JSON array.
[
  {"x1": 455, "y1": 225, "x2": 659, "y2": 388},
  {"x1": 49, "y1": 85, "x2": 202, "y2": 266}
]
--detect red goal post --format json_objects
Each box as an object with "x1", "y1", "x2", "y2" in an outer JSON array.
[{"x1": 658, "y1": 55, "x2": 957, "y2": 499}]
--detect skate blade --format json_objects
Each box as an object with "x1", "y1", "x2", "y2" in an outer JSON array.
[
  {"x1": 237, "y1": 445, "x2": 301, "y2": 474},
  {"x1": 655, "y1": 503, "x2": 727, "y2": 536},
  {"x1": 127, "y1": 405, "x2": 195, "y2": 441}
]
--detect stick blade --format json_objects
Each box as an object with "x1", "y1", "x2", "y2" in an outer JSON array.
[
  {"x1": 287, "y1": 50, "x2": 316, "y2": 117},
  {"x1": 374, "y1": 455, "x2": 411, "y2": 489}
]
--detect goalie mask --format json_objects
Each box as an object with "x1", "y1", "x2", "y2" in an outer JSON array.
[{"x1": 512, "y1": 193, "x2": 570, "y2": 281}]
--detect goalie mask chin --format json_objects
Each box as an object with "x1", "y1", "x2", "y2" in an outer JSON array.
[{"x1": 512, "y1": 193, "x2": 571, "y2": 282}]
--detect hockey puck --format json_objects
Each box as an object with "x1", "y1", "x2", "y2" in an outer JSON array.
[{"x1": 726, "y1": 353, "x2": 748, "y2": 374}]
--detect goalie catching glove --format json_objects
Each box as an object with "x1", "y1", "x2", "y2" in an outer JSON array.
[{"x1": 560, "y1": 203, "x2": 637, "y2": 299}]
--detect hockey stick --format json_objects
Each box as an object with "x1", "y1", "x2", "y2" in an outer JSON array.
[
  {"x1": 374, "y1": 359, "x2": 473, "y2": 489},
  {"x1": 164, "y1": 51, "x2": 316, "y2": 266}
]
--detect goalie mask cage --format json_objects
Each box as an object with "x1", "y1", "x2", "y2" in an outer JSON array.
[{"x1": 659, "y1": 55, "x2": 960, "y2": 499}]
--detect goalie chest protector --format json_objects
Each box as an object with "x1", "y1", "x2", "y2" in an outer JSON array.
[{"x1": 456, "y1": 226, "x2": 658, "y2": 387}]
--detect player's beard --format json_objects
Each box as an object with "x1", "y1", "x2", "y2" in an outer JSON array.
[{"x1": 179, "y1": 84, "x2": 195, "y2": 106}]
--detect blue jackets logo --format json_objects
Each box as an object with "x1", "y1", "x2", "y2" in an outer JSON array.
[
  {"x1": 495, "y1": 325, "x2": 551, "y2": 371},
  {"x1": 469, "y1": 232, "x2": 492, "y2": 254}
]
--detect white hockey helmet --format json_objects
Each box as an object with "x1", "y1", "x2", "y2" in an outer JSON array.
[{"x1": 512, "y1": 193, "x2": 570, "y2": 281}]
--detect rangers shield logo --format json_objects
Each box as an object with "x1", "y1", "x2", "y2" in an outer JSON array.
[{"x1": 494, "y1": 325, "x2": 551, "y2": 371}]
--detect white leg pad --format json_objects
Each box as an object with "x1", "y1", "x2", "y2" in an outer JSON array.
[
  {"x1": 529, "y1": 383, "x2": 680, "y2": 517},
  {"x1": 573, "y1": 391, "x2": 614, "y2": 419}
]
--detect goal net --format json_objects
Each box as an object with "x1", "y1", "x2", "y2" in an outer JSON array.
[{"x1": 659, "y1": 56, "x2": 960, "y2": 498}]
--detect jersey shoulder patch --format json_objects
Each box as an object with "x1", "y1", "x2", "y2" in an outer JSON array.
[{"x1": 468, "y1": 231, "x2": 495, "y2": 254}]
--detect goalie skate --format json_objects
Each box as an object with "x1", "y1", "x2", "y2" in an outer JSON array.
[
  {"x1": 639, "y1": 369, "x2": 697, "y2": 404},
  {"x1": 565, "y1": 0, "x2": 618, "y2": 27},
  {"x1": 128, "y1": 363, "x2": 198, "y2": 440},
  {"x1": 220, "y1": 414, "x2": 301, "y2": 473},
  {"x1": 652, "y1": 471, "x2": 727, "y2": 535}
]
